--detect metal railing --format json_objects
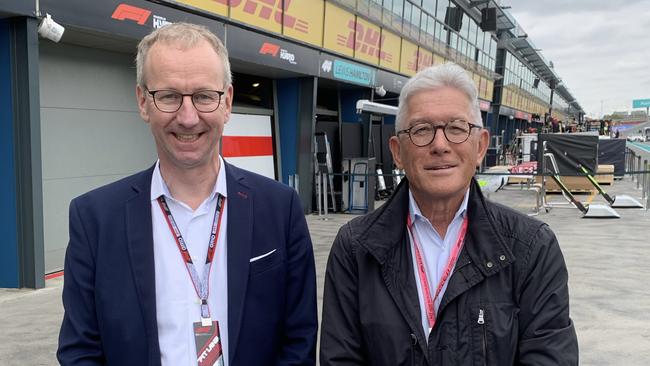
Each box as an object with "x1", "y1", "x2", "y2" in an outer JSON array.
[{"x1": 625, "y1": 147, "x2": 650, "y2": 210}]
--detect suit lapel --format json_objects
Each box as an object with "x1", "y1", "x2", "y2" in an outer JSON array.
[
  {"x1": 125, "y1": 167, "x2": 161, "y2": 365},
  {"x1": 224, "y1": 163, "x2": 253, "y2": 365}
]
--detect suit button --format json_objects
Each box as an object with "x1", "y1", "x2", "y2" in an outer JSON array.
[
  {"x1": 486, "y1": 261, "x2": 493, "y2": 268},
  {"x1": 499, "y1": 255, "x2": 506, "y2": 261}
]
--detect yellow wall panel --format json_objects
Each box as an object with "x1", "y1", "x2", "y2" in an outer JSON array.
[
  {"x1": 354, "y1": 17, "x2": 381, "y2": 65},
  {"x1": 323, "y1": 3, "x2": 354, "y2": 57},
  {"x1": 416, "y1": 47, "x2": 433, "y2": 71},
  {"x1": 433, "y1": 53, "x2": 446, "y2": 66},
  {"x1": 400, "y1": 39, "x2": 418, "y2": 76},
  {"x1": 230, "y1": 0, "x2": 281, "y2": 34},
  {"x1": 486, "y1": 80, "x2": 493, "y2": 102},
  {"x1": 282, "y1": 0, "x2": 324, "y2": 47},
  {"x1": 379, "y1": 29, "x2": 400, "y2": 72},
  {"x1": 173, "y1": 0, "x2": 228, "y2": 17},
  {"x1": 472, "y1": 73, "x2": 480, "y2": 91}
]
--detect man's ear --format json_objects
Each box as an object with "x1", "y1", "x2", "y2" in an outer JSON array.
[
  {"x1": 475, "y1": 128, "x2": 490, "y2": 167},
  {"x1": 389, "y1": 135, "x2": 403, "y2": 169},
  {"x1": 136, "y1": 85, "x2": 150, "y2": 123},
  {"x1": 222, "y1": 84, "x2": 234, "y2": 124}
]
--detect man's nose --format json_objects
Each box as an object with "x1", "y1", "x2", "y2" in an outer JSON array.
[
  {"x1": 429, "y1": 126, "x2": 451, "y2": 152},
  {"x1": 176, "y1": 95, "x2": 200, "y2": 127}
]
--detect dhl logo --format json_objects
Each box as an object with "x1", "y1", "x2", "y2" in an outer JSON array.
[
  {"x1": 417, "y1": 51, "x2": 433, "y2": 70},
  {"x1": 337, "y1": 20, "x2": 393, "y2": 62},
  {"x1": 407, "y1": 50, "x2": 433, "y2": 72},
  {"x1": 213, "y1": 0, "x2": 308, "y2": 33}
]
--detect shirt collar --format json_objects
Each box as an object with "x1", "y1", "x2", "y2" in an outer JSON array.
[
  {"x1": 150, "y1": 156, "x2": 228, "y2": 202},
  {"x1": 408, "y1": 188, "x2": 469, "y2": 224}
]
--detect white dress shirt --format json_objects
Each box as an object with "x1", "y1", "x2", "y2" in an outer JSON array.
[
  {"x1": 151, "y1": 158, "x2": 229, "y2": 366},
  {"x1": 408, "y1": 189, "x2": 469, "y2": 338}
]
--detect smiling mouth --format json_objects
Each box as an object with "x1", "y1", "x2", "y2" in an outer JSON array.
[
  {"x1": 173, "y1": 133, "x2": 201, "y2": 143},
  {"x1": 427, "y1": 165, "x2": 456, "y2": 170}
]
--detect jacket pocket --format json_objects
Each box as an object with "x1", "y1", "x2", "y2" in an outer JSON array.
[
  {"x1": 478, "y1": 308, "x2": 488, "y2": 366},
  {"x1": 470, "y1": 303, "x2": 519, "y2": 366},
  {"x1": 249, "y1": 248, "x2": 283, "y2": 276}
]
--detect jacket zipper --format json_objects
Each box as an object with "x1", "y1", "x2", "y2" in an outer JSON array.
[
  {"x1": 410, "y1": 333, "x2": 418, "y2": 366},
  {"x1": 478, "y1": 308, "x2": 487, "y2": 366}
]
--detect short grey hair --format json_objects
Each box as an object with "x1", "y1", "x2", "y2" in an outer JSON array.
[
  {"x1": 136, "y1": 22, "x2": 232, "y2": 88},
  {"x1": 395, "y1": 62, "x2": 482, "y2": 132}
]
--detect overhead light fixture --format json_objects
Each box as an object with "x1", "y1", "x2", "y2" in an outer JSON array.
[
  {"x1": 38, "y1": 13, "x2": 65, "y2": 42},
  {"x1": 252, "y1": 82, "x2": 260, "y2": 88},
  {"x1": 355, "y1": 99, "x2": 398, "y2": 115}
]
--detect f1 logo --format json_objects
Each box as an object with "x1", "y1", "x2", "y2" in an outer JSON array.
[
  {"x1": 259, "y1": 42, "x2": 280, "y2": 57},
  {"x1": 111, "y1": 4, "x2": 152, "y2": 25}
]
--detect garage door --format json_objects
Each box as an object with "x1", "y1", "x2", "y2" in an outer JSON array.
[{"x1": 40, "y1": 42, "x2": 156, "y2": 273}]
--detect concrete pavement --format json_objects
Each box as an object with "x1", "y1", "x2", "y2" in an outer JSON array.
[{"x1": 1, "y1": 177, "x2": 649, "y2": 365}]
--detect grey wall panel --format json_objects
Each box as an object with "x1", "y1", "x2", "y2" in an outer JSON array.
[
  {"x1": 40, "y1": 42, "x2": 156, "y2": 273},
  {"x1": 43, "y1": 175, "x2": 134, "y2": 272},
  {"x1": 40, "y1": 108, "x2": 155, "y2": 179},
  {"x1": 40, "y1": 42, "x2": 138, "y2": 111}
]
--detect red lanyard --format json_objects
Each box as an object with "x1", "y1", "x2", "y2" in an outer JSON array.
[
  {"x1": 407, "y1": 214, "x2": 468, "y2": 332},
  {"x1": 157, "y1": 194, "x2": 226, "y2": 321}
]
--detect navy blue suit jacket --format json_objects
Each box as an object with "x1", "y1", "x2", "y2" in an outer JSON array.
[{"x1": 57, "y1": 163, "x2": 317, "y2": 365}]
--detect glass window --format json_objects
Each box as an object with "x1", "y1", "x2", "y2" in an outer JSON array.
[
  {"x1": 449, "y1": 32, "x2": 458, "y2": 49},
  {"x1": 368, "y1": 0, "x2": 383, "y2": 22},
  {"x1": 410, "y1": 4, "x2": 422, "y2": 39},
  {"x1": 422, "y1": 0, "x2": 435, "y2": 13},
  {"x1": 387, "y1": 0, "x2": 404, "y2": 32},
  {"x1": 393, "y1": 0, "x2": 404, "y2": 17},
  {"x1": 423, "y1": 14, "x2": 436, "y2": 47},
  {"x1": 489, "y1": 37, "x2": 497, "y2": 58},
  {"x1": 435, "y1": 0, "x2": 448, "y2": 22},
  {"x1": 460, "y1": 11, "x2": 470, "y2": 38},
  {"x1": 468, "y1": 19, "x2": 477, "y2": 46},
  {"x1": 435, "y1": 18, "x2": 447, "y2": 43}
]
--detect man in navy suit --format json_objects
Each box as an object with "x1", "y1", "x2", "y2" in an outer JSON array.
[{"x1": 57, "y1": 22, "x2": 317, "y2": 366}]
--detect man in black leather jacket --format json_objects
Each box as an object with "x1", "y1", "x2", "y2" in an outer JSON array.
[{"x1": 320, "y1": 63, "x2": 578, "y2": 365}]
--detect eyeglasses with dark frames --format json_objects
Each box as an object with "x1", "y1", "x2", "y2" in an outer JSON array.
[
  {"x1": 145, "y1": 88, "x2": 225, "y2": 113},
  {"x1": 396, "y1": 119, "x2": 482, "y2": 146}
]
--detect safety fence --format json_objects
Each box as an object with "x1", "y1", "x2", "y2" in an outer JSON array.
[{"x1": 626, "y1": 148, "x2": 650, "y2": 210}]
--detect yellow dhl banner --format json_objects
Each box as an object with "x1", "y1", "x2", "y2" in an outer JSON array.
[
  {"x1": 379, "y1": 29, "x2": 400, "y2": 72},
  {"x1": 400, "y1": 39, "x2": 418, "y2": 76},
  {"x1": 282, "y1": 0, "x2": 323, "y2": 47},
  {"x1": 323, "y1": 2, "x2": 355, "y2": 57}
]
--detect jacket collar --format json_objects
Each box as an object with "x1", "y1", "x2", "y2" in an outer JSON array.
[
  {"x1": 124, "y1": 164, "x2": 161, "y2": 365},
  {"x1": 358, "y1": 177, "x2": 514, "y2": 275},
  {"x1": 223, "y1": 162, "x2": 253, "y2": 365}
]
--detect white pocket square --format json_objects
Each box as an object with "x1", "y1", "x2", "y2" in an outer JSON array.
[{"x1": 249, "y1": 249, "x2": 277, "y2": 263}]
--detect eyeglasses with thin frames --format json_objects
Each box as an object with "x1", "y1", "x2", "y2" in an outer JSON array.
[
  {"x1": 145, "y1": 88, "x2": 225, "y2": 113},
  {"x1": 396, "y1": 119, "x2": 482, "y2": 146}
]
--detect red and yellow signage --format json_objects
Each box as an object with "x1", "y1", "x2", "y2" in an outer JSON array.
[
  {"x1": 472, "y1": 73, "x2": 481, "y2": 93},
  {"x1": 230, "y1": 0, "x2": 284, "y2": 33},
  {"x1": 400, "y1": 39, "x2": 418, "y2": 76},
  {"x1": 353, "y1": 17, "x2": 382, "y2": 65},
  {"x1": 416, "y1": 47, "x2": 433, "y2": 71},
  {"x1": 379, "y1": 29, "x2": 400, "y2": 72},
  {"x1": 323, "y1": 2, "x2": 354, "y2": 57},
  {"x1": 282, "y1": 0, "x2": 323, "y2": 47},
  {"x1": 433, "y1": 53, "x2": 446, "y2": 66}
]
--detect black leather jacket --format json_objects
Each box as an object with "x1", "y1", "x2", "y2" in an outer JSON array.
[{"x1": 320, "y1": 178, "x2": 578, "y2": 365}]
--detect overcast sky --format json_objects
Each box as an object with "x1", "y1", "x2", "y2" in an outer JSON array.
[{"x1": 507, "y1": 0, "x2": 650, "y2": 118}]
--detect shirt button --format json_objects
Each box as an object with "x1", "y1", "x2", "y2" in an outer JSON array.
[
  {"x1": 499, "y1": 255, "x2": 506, "y2": 261},
  {"x1": 486, "y1": 261, "x2": 494, "y2": 268}
]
